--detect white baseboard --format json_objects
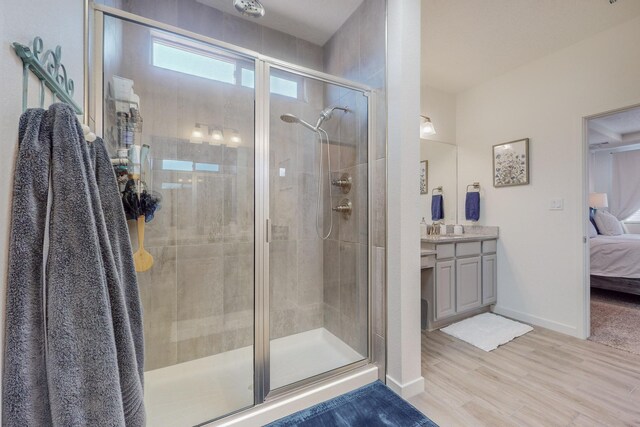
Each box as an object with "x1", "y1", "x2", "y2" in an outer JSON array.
[
  {"x1": 493, "y1": 305, "x2": 579, "y2": 337},
  {"x1": 385, "y1": 374, "x2": 425, "y2": 399},
  {"x1": 209, "y1": 365, "x2": 378, "y2": 426}
]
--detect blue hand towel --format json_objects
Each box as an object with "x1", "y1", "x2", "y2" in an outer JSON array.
[
  {"x1": 431, "y1": 194, "x2": 444, "y2": 221},
  {"x1": 465, "y1": 191, "x2": 481, "y2": 221}
]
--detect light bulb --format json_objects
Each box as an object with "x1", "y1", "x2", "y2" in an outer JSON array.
[
  {"x1": 226, "y1": 130, "x2": 242, "y2": 147},
  {"x1": 211, "y1": 129, "x2": 224, "y2": 141},
  {"x1": 191, "y1": 124, "x2": 205, "y2": 144},
  {"x1": 420, "y1": 116, "x2": 436, "y2": 138},
  {"x1": 192, "y1": 124, "x2": 203, "y2": 138}
]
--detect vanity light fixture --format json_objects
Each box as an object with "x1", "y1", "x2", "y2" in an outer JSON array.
[
  {"x1": 191, "y1": 123, "x2": 205, "y2": 144},
  {"x1": 227, "y1": 130, "x2": 242, "y2": 147},
  {"x1": 420, "y1": 115, "x2": 436, "y2": 138},
  {"x1": 211, "y1": 128, "x2": 224, "y2": 142},
  {"x1": 190, "y1": 123, "x2": 242, "y2": 146},
  {"x1": 191, "y1": 124, "x2": 204, "y2": 138}
]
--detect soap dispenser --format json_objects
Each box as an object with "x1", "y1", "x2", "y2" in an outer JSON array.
[{"x1": 420, "y1": 217, "x2": 428, "y2": 238}]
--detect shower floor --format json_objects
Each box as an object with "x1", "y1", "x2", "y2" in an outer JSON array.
[{"x1": 144, "y1": 328, "x2": 364, "y2": 427}]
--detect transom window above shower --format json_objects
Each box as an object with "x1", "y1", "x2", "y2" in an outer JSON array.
[{"x1": 151, "y1": 34, "x2": 299, "y2": 98}]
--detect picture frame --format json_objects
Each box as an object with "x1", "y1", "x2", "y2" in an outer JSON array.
[
  {"x1": 493, "y1": 138, "x2": 529, "y2": 187},
  {"x1": 420, "y1": 160, "x2": 428, "y2": 194}
]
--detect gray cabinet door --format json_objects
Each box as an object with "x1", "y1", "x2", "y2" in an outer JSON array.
[
  {"x1": 456, "y1": 256, "x2": 482, "y2": 312},
  {"x1": 482, "y1": 254, "x2": 497, "y2": 305},
  {"x1": 435, "y1": 260, "x2": 456, "y2": 320}
]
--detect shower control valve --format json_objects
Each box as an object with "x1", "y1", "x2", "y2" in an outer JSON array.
[
  {"x1": 332, "y1": 173, "x2": 352, "y2": 194},
  {"x1": 332, "y1": 199, "x2": 352, "y2": 220}
]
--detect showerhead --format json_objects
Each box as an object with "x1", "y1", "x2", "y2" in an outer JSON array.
[
  {"x1": 314, "y1": 105, "x2": 350, "y2": 129},
  {"x1": 280, "y1": 113, "x2": 299, "y2": 124},
  {"x1": 233, "y1": 0, "x2": 265, "y2": 18},
  {"x1": 320, "y1": 106, "x2": 350, "y2": 121},
  {"x1": 281, "y1": 106, "x2": 350, "y2": 133},
  {"x1": 280, "y1": 113, "x2": 318, "y2": 132}
]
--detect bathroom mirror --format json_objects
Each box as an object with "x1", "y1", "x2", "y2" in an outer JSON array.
[{"x1": 420, "y1": 140, "x2": 458, "y2": 224}]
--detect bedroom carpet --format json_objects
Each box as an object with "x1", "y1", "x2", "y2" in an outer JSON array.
[{"x1": 590, "y1": 289, "x2": 640, "y2": 355}]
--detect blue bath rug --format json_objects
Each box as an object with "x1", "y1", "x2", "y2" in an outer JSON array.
[{"x1": 266, "y1": 381, "x2": 437, "y2": 427}]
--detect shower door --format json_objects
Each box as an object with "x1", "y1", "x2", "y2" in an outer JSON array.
[
  {"x1": 100, "y1": 15, "x2": 256, "y2": 426},
  {"x1": 95, "y1": 8, "x2": 372, "y2": 424},
  {"x1": 265, "y1": 66, "x2": 370, "y2": 394}
]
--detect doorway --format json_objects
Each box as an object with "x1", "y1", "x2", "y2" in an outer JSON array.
[{"x1": 583, "y1": 103, "x2": 640, "y2": 353}]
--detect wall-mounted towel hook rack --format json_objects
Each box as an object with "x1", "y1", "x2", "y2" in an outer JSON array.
[
  {"x1": 466, "y1": 182, "x2": 481, "y2": 192},
  {"x1": 12, "y1": 36, "x2": 83, "y2": 114},
  {"x1": 432, "y1": 186, "x2": 443, "y2": 195}
]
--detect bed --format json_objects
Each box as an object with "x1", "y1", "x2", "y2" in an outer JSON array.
[{"x1": 590, "y1": 234, "x2": 640, "y2": 295}]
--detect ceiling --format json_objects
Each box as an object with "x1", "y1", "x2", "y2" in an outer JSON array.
[
  {"x1": 422, "y1": 0, "x2": 640, "y2": 94},
  {"x1": 196, "y1": 0, "x2": 364, "y2": 46},
  {"x1": 589, "y1": 106, "x2": 640, "y2": 149}
]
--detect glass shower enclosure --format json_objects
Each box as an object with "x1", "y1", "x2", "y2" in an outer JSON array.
[{"x1": 93, "y1": 7, "x2": 372, "y2": 426}]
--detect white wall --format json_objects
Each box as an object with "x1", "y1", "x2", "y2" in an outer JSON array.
[
  {"x1": 589, "y1": 150, "x2": 612, "y2": 195},
  {"x1": 421, "y1": 85, "x2": 456, "y2": 144},
  {"x1": 0, "y1": 0, "x2": 85, "y2": 415},
  {"x1": 386, "y1": 0, "x2": 424, "y2": 398},
  {"x1": 456, "y1": 15, "x2": 640, "y2": 338},
  {"x1": 420, "y1": 140, "x2": 457, "y2": 224},
  {"x1": 420, "y1": 86, "x2": 458, "y2": 223}
]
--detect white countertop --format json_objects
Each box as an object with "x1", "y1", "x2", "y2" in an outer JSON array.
[{"x1": 421, "y1": 233, "x2": 498, "y2": 244}]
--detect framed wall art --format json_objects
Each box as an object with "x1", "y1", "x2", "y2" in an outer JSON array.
[
  {"x1": 493, "y1": 138, "x2": 529, "y2": 187},
  {"x1": 420, "y1": 160, "x2": 428, "y2": 194}
]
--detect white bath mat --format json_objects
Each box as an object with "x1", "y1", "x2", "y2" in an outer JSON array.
[{"x1": 440, "y1": 313, "x2": 533, "y2": 351}]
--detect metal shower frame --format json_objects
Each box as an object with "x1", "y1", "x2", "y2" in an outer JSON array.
[{"x1": 86, "y1": 3, "x2": 378, "y2": 423}]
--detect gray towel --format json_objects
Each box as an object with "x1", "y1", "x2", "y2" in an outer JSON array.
[{"x1": 3, "y1": 103, "x2": 145, "y2": 426}]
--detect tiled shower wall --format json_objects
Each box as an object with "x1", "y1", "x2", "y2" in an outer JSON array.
[
  {"x1": 119, "y1": 0, "x2": 324, "y2": 70},
  {"x1": 268, "y1": 81, "x2": 326, "y2": 340},
  {"x1": 101, "y1": 0, "x2": 386, "y2": 375},
  {"x1": 320, "y1": 86, "x2": 369, "y2": 358},
  {"x1": 105, "y1": 2, "x2": 327, "y2": 370},
  {"x1": 323, "y1": 0, "x2": 387, "y2": 379},
  {"x1": 106, "y1": 18, "x2": 260, "y2": 370}
]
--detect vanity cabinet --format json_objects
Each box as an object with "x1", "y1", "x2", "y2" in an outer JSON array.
[
  {"x1": 482, "y1": 254, "x2": 497, "y2": 304},
  {"x1": 435, "y1": 260, "x2": 455, "y2": 319},
  {"x1": 422, "y1": 237, "x2": 498, "y2": 330},
  {"x1": 456, "y1": 256, "x2": 482, "y2": 312}
]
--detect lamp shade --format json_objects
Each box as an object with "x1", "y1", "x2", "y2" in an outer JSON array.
[
  {"x1": 420, "y1": 115, "x2": 436, "y2": 138},
  {"x1": 589, "y1": 192, "x2": 608, "y2": 209}
]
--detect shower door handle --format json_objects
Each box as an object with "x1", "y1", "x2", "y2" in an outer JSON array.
[{"x1": 266, "y1": 218, "x2": 272, "y2": 243}]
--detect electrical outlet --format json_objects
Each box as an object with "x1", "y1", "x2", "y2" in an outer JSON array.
[{"x1": 550, "y1": 198, "x2": 564, "y2": 210}]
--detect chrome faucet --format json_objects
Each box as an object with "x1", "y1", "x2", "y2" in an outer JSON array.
[{"x1": 428, "y1": 221, "x2": 444, "y2": 236}]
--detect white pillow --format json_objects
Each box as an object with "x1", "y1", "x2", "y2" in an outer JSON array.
[
  {"x1": 588, "y1": 221, "x2": 597, "y2": 238},
  {"x1": 594, "y1": 210, "x2": 624, "y2": 236}
]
